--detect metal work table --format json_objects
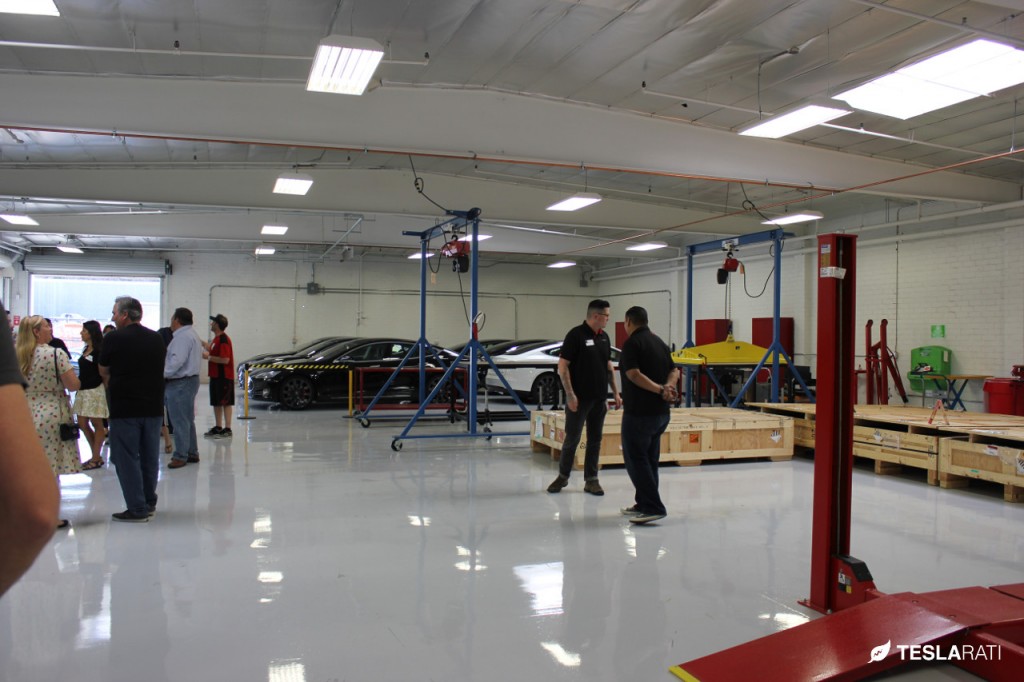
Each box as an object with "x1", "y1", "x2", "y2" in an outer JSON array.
[{"x1": 915, "y1": 373, "x2": 991, "y2": 410}]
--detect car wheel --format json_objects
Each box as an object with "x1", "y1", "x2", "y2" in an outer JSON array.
[
  {"x1": 426, "y1": 375, "x2": 452, "y2": 403},
  {"x1": 531, "y1": 373, "x2": 560, "y2": 405},
  {"x1": 279, "y1": 375, "x2": 314, "y2": 410}
]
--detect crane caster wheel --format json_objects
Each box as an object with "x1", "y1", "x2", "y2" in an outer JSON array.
[
  {"x1": 391, "y1": 439, "x2": 402, "y2": 452},
  {"x1": 358, "y1": 418, "x2": 370, "y2": 428}
]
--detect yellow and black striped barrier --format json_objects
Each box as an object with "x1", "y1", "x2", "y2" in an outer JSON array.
[{"x1": 247, "y1": 363, "x2": 351, "y2": 370}]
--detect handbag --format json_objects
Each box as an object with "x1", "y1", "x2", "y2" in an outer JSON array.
[{"x1": 53, "y1": 349, "x2": 80, "y2": 442}]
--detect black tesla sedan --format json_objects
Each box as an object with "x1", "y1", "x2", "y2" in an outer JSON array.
[
  {"x1": 246, "y1": 337, "x2": 456, "y2": 410},
  {"x1": 236, "y1": 336, "x2": 355, "y2": 388}
]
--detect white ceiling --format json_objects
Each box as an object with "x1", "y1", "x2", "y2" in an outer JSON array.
[{"x1": 1, "y1": 0, "x2": 1023, "y2": 267}]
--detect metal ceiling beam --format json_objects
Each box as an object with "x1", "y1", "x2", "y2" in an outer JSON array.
[{"x1": 0, "y1": 73, "x2": 1017, "y2": 206}]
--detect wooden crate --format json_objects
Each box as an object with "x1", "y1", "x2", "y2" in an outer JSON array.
[
  {"x1": 750, "y1": 403, "x2": 1024, "y2": 484},
  {"x1": 748, "y1": 403, "x2": 816, "y2": 448},
  {"x1": 937, "y1": 428, "x2": 1024, "y2": 502},
  {"x1": 530, "y1": 407, "x2": 793, "y2": 469}
]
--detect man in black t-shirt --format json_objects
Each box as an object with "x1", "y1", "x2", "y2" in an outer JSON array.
[
  {"x1": 618, "y1": 306, "x2": 678, "y2": 525},
  {"x1": 99, "y1": 296, "x2": 166, "y2": 522},
  {"x1": 547, "y1": 299, "x2": 621, "y2": 496}
]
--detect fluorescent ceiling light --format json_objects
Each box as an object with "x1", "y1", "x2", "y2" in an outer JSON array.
[
  {"x1": 834, "y1": 39, "x2": 1024, "y2": 120},
  {"x1": 255, "y1": 246, "x2": 276, "y2": 256},
  {"x1": 626, "y1": 241, "x2": 668, "y2": 252},
  {"x1": 0, "y1": 213, "x2": 39, "y2": 226},
  {"x1": 261, "y1": 224, "x2": 289, "y2": 235},
  {"x1": 761, "y1": 211, "x2": 823, "y2": 225},
  {"x1": 739, "y1": 104, "x2": 851, "y2": 138},
  {"x1": 306, "y1": 35, "x2": 385, "y2": 95},
  {"x1": 273, "y1": 172, "x2": 314, "y2": 196},
  {"x1": 547, "y1": 261, "x2": 576, "y2": 269},
  {"x1": 546, "y1": 192, "x2": 602, "y2": 212},
  {"x1": 0, "y1": 1, "x2": 60, "y2": 16},
  {"x1": 57, "y1": 245, "x2": 83, "y2": 254},
  {"x1": 408, "y1": 252, "x2": 435, "y2": 259},
  {"x1": 458, "y1": 234, "x2": 492, "y2": 242}
]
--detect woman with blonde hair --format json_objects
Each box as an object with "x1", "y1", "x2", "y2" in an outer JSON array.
[
  {"x1": 16, "y1": 315, "x2": 82, "y2": 528},
  {"x1": 75, "y1": 320, "x2": 108, "y2": 469}
]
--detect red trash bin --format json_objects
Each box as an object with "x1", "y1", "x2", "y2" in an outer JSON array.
[{"x1": 983, "y1": 378, "x2": 1024, "y2": 415}]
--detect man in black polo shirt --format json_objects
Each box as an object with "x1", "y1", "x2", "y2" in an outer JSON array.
[
  {"x1": 618, "y1": 306, "x2": 678, "y2": 525},
  {"x1": 547, "y1": 299, "x2": 621, "y2": 496},
  {"x1": 99, "y1": 296, "x2": 167, "y2": 522}
]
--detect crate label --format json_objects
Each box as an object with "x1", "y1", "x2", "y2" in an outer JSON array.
[
  {"x1": 771, "y1": 430, "x2": 782, "y2": 443},
  {"x1": 985, "y1": 445, "x2": 999, "y2": 457},
  {"x1": 873, "y1": 430, "x2": 900, "y2": 447},
  {"x1": 549, "y1": 427, "x2": 555, "y2": 439},
  {"x1": 1017, "y1": 453, "x2": 1024, "y2": 475},
  {"x1": 689, "y1": 433, "x2": 699, "y2": 444},
  {"x1": 535, "y1": 417, "x2": 543, "y2": 438}
]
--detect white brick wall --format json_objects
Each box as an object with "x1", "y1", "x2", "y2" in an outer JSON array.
[
  {"x1": 161, "y1": 253, "x2": 597, "y2": 367},
  {"x1": 594, "y1": 225, "x2": 1024, "y2": 410}
]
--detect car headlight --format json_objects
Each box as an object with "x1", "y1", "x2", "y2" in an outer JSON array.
[{"x1": 254, "y1": 370, "x2": 280, "y2": 380}]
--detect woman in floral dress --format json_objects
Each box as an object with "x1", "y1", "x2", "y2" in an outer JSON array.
[
  {"x1": 74, "y1": 320, "x2": 109, "y2": 469},
  {"x1": 16, "y1": 316, "x2": 82, "y2": 528}
]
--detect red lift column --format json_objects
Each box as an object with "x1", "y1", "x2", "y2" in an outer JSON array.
[{"x1": 802, "y1": 233, "x2": 879, "y2": 613}]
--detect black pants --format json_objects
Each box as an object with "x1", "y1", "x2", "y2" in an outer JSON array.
[
  {"x1": 557, "y1": 397, "x2": 607, "y2": 481},
  {"x1": 621, "y1": 412, "x2": 671, "y2": 515}
]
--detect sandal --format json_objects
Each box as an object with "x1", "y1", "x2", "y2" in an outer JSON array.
[
  {"x1": 164, "y1": 441, "x2": 173, "y2": 453},
  {"x1": 82, "y1": 459, "x2": 104, "y2": 470}
]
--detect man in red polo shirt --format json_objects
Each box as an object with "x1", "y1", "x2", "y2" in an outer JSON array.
[{"x1": 201, "y1": 314, "x2": 234, "y2": 439}]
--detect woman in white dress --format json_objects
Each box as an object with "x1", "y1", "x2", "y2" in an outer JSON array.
[
  {"x1": 74, "y1": 320, "x2": 109, "y2": 469},
  {"x1": 16, "y1": 316, "x2": 82, "y2": 529}
]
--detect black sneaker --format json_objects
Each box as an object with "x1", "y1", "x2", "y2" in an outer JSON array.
[
  {"x1": 213, "y1": 428, "x2": 232, "y2": 439},
  {"x1": 620, "y1": 505, "x2": 641, "y2": 516},
  {"x1": 583, "y1": 480, "x2": 604, "y2": 496},
  {"x1": 147, "y1": 506, "x2": 157, "y2": 517},
  {"x1": 547, "y1": 475, "x2": 569, "y2": 493},
  {"x1": 203, "y1": 426, "x2": 223, "y2": 439},
  {"x1": 112, "y1": 510, "x2": 150, "y2": 523},
  {"x1": 186, "y1": 454, "x2": 200, "y2": 463}
]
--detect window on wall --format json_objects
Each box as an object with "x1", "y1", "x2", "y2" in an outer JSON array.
[{"x1": 30, "y1": 275, "x2": 162, "y2": 355}]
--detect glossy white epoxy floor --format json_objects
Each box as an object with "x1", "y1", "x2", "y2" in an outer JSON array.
[{"x1": 2, "y1": 402, "x2": 1022, "y2": 682}]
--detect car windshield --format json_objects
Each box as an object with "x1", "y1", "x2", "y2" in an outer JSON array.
[
  {"x1": 488, "y1": 340, "x2": 554, "y2": 356},
  {"x1": 448, "y1": 339, "x2": 511, "y2": 354},
  {"x1": 298, "y1": 337, "x2": 352, "y2": 357}
]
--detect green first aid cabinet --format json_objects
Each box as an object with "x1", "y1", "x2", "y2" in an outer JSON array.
[{"x1": 908, "y1": 346, "x2": 951, "y2": 391}]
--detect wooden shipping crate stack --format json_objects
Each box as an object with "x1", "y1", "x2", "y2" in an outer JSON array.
[
  {"x1": 748, "y1": 402, "x2": 1024, "y2": 501},
  {"x1": 937, "y1": 427, "x2": 1024, "y2": 502},
  {"x1": 530, "y1": 407, "x2": 793, "y2": 469}
]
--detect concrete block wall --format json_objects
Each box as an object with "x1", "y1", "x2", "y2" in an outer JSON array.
[
  {"x1": 162, "y1": 252, "x2": 592, "y2": 369},
  {"x1": 595, "y1": 225, "x2": 1023, "y2": 410}
]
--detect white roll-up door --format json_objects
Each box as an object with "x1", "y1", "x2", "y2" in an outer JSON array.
[{"x1": 22, "y1": 255, "x2": 169, "y2": 277}]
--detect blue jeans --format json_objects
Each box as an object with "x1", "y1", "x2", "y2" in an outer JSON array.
[
  {"x1": 557, "y1": 397, "x2": 608, "y2": 481},
  {"x1": 165, "y1": 376, "x2": 200, "y2": 462},
  {"x1": 109, "y1": 416, "x2": 162, "y2": 515},
  {"x1": 621, "y1": 412, "x2": 671, "y2": 515}
]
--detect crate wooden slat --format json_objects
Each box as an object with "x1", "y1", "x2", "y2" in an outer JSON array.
[
  {"x1": 530, "y1": 407, "x2": 793, "y2": 468},
  {"x1": 937, "y1": 428, "x2": 1024, "y2": 502}
]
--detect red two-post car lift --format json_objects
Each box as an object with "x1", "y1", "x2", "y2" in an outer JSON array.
[{"x1": 670, "y1": 234, "x2": 1024, "y2": 681}]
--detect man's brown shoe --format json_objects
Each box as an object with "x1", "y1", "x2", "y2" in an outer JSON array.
[
  {"x1": 583, "y1": 480, "x2": 604, "y2": 496},
  {"x1": 547, "y1": 475, "x2": 569, "y2": 493},
  {"x1": 167, "y1": 459, "x2": 187, "y2": 469}
]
